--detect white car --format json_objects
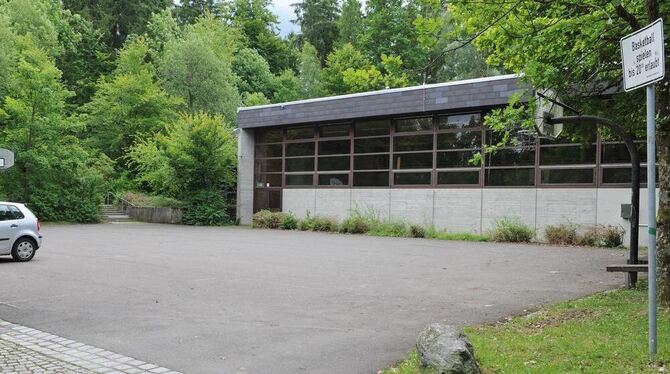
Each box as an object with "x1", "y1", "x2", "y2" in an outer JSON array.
[{"x1": 0, "y1": 202, "x2": 42, "y2": 262}]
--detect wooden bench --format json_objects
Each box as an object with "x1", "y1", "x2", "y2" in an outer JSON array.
[{"x1": 606, "y1": 264, "x2": 648, "y2": 272}]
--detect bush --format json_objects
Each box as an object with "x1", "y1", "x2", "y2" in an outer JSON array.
[
  {"x1": 544, "y1": 224, "x2": 579, "y2": 245},
  {"x1": 490, "y1": 217, "x2": 534, "y2": 243},
  {"x1": 578, "y1": 225, "x2": 625, "y2": 248},
  {"x1": 425, "y1": 227, "x2": 490, "y2": 242},
  {"x1": 410, "y1": 224, "x2": 426, "y2": 238},
  {"x1": 182, "y1": 190, "x2": 231, "y2": 225},
  {"x1": 280, "y1": 213, "x2": 298, "y2": 230},
  {"x1": 252, "y1": 210, "x2": 283, "y2": 229},
  {"x1": 297, "y1": 213, "x2": 337, "y2": 232},
  {"x1": 367, "y1": 220, "x2": 409, "y2": 237},
  {"x1": 339, "y1": 214, "x2": 370, "y2": 234}
]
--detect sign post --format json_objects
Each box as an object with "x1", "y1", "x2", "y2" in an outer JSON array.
[{"x1": 620, "y1": 18, "x2": 665, "y2": 359}]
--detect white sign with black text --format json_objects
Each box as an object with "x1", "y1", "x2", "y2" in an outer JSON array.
[{"x1": 620, "y1": 18, "x2": 665, "y2": 92}]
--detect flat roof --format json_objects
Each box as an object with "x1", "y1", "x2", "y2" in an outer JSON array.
[{"x1": 237, "y1": 74, "x2": 525, "y2": 129}]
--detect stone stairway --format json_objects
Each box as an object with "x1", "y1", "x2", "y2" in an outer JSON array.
[{"x1": 100, "y1": 204, "x2": 133, "y2": 223}]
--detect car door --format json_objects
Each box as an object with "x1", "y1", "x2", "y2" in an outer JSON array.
[{"x1": 0, "y1": 205, "x2": 12, "y2": 254}]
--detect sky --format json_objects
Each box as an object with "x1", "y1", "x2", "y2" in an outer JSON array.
[{"x1": 270, "y1": 0, "x2": 299, "y2": 36}]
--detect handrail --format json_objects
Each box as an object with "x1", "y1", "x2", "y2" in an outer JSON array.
[{"x1": 104, "y1": 192, "x2": 137, "y2": 213}]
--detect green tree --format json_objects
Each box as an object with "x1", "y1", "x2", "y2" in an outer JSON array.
[
  {"x1": 298, "y1": 42, "x2": 325, "y2": 98},
  {"x1": 272, "y1": 70, "x2": 302, "y2": 103},
  {"x1": 337, "y1": 0, "x2": 364, "y2": 46},
  {"x1": 292, "y1": 0, "x2": 340, "y2": 64},
  {"x1": 362, "y1": 0, "x2": 418, "y2": 68},
  {"x1": 450, "y1": 0, "x2": 670, "y2": 301},
  {"x1": 62, "y1": 0, "x2": 172, "y2": 49},
  {"x1": 342, "y1": 54, "x2": 409, "y2": 93},
  {"x1": 83, "y1": 38, "x2": 182, "y2": 162},
  {"x1": 232, "y1": 47, "x2": 276, "y2": 99},
  {"x1": 159, "y1": 15, "x2": 241, "y2": 120},
  {"x1": 225, "y1": 0, "x2": 297, "y2": 73},
  {"x1": 322, "y1": 43, "x2": 370, "y2": 94},
  {"x1": 0, "y1": 37, "x2": 110, "y2": 222},
  {"x1": 175, "y1": 0, "x2": 224, "y2": 25},
  {"x1": 127, "y1": 112, "x2": 237, "y2": 224}
]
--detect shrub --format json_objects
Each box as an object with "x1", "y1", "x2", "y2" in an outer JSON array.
[
  {"x1": 410, "y1": 224, "x2": 426, "y2": 238},
  {"x1": 312, "y1": 216, "x2": 338, "y2": 231},
  {"x1": 578, "y1": 225, "x2": 625, "y2": 248},
  {"x1": 252, "y1": 210, "x2": 281, "y2": 228},
  {"x1": 425, "y1": 227, "x2": 490, "y2": 242},
  {"x1": 544, "y1": 224, "x2": 579, "y2": 245},
  {"x1": 297, "y1": 213, "x2": 337, "y2": 231},
  {"x1": 121, "y1": 192, "x2": 184, "y2": 208},
  {"x1": 368, "y1": 220, "x2": 409, "y2": 237},
  {"x1": 339, "y1": 215, "x2": 370, "y2": 234},
  {"x1": 280, "y1": 213, "x2": 298, "y2": 230},
  {"x1": 182, "y1": 190, "x2": 230, "y2": 225},
  {"x1": 490, "y1": 217, "x2": 534, "y2": 243}
]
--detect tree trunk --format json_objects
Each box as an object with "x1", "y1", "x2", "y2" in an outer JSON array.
[{"x1": 648, "y1": 0, "x2": 670, "y2": 304}]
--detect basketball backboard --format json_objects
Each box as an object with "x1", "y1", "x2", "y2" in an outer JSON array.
[
  {"x1": 0, "y1": 148, "x2": 15, "y2": 171},
  {"x1": 534, "y1": 89, "x2": 563, "y2": 139}
]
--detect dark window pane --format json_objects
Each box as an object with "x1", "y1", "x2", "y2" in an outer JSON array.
[
  {"x1": 355, "y1": 137, "x2": 389, "y2": 153},
  {"x1": 394, "y1": 172, "x2": 431, "y2": 185},
  {"x1": 255, "y1": 159, "x2": 282, "y2": 173},
  {"x1": 540, "y1": 131, "x2": 596, "y2": 145},
  {"x1": 319, "y1": 174, "x2": 349, "y2": 186},
  {"x1": 8, "y1": 206, "x2": 23, "y2": 220},
  {"x1": 256, "y1": 129, "x2": 282, "y2": 143},
  {"x1": 253, "y1": 189, "x2": 282, "y2": 213},
  {"x1": 286, "y1": 126, "x2": 314, "y2": 140},
  {"x1": 320, "y1": 124, "x2": 349, "y2": 138},
  {"x1": 602, "y1": 167, "x2": 656, "y2": 184},
  {"x1": 486, "y1": 129, "x2": 536, "y2": 146},
  {"x1": 438, "y1": 113, "x2": 481, "y2": 130},
  {"x1": 485, "y1": 168, "x2": 535, "y2": 186},
  {"x1": 394, "y1": 134, "x2": 433, "y2": 151},
  {"x1": 487, "y1": 148, "x2": 535, "y2": 166},
  {"x1": 438, "y1": 171, "x2": 480, "y2": 185},
  {"x1": 255, "y1": 174, "x2": 282, "y2": 187},
  {"x1": 540, "y1": 145, "x2": 596, "y2": 165},
  {"x1": 286, "y1": 157, "x2": 314, "y2": 172},
  {"x1": 286, "y1": 142, "x2": 314, "y2": 157},
  {"x1": 286, "y1": 174, "x2": 313, "y2": 186},
  {"x1": 436, "y1": 151, "x2": 479, "y2": 168},
  {"x1": 256, "y1": 144, "x2": 282, "y2": 158},
  {"x1": 354, "y1": 155, "x2": 389, "y2": 170},
  {"x1": 393, "y1": 153, "x2": 432, "y2": 169},
  {"x1": 395, "y1": 117, "x2": 432, "y2": 132},
  {"x1": 353, "y1": 172, "x2": 389, "y2": 186},
  {"x1": 437, "y1": 131, "x2": 482, "y2": 150},
  {"x1": 541, "y1": 168, "x2": 594, "y2": 184},
  {"x1": 355, "y1": 120, "x2": 390, "y2": 136},
  {"x1": 601, "y1": 143, "x2": 647, "y2": 164},
  {"x1": 318, "y1": 156, "x2": 350, "y2": 171},
  {"x1": 319, "y1": 140, "x2": 350, "y2": 155}
]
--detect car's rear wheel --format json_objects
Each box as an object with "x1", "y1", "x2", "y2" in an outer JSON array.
[{"x1": 11, "y1": 238, "x2": 36, "y2": 262}]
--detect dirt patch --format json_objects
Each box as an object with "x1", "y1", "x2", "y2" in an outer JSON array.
[{"x1": 524, "y1": 308, "x2": 597, "y2": 329}]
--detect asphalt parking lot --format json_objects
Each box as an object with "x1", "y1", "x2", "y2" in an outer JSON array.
[{"x1": 0, "y1": 223, "x2": 625, "y2": 374}]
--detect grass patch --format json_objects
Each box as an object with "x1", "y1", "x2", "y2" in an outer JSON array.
[{"x1": 381, "y1": 283, "x2": 670, "y2": 373}]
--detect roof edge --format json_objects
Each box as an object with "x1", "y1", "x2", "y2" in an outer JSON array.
[{"x1": 237, "y1": 74, "x2": 521, "y2": 113}]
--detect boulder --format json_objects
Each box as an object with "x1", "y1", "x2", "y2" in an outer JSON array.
[{"x1": 416, "y1": 323, "x2": 481, "y2": 374}]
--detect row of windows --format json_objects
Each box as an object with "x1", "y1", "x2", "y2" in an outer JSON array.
[{"x1": 254, "y1": 114, "x2": 649, "y2": 188}]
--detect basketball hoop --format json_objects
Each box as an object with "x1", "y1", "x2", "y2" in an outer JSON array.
[{"x1": 534, "y1": 89, "x2": 564, "y2": 139}]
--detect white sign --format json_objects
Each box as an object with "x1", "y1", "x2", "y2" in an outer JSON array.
[
  {"x1": 0, "y1": 158, "x2": 4, "y2": 167},
  {"x1": 621, "y1": 19, "x2": 665, "y2": 92}
]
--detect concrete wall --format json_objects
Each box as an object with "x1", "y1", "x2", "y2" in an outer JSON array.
[
  {"x1": 236, "y1": 129, "x2": 255, "y2": 225},
  {"x1": 280, "y1": 187, "x2": 658, "y2": 246},
  {"x1": 127, "y1": 207, "x2": 183, "y2": 224}
]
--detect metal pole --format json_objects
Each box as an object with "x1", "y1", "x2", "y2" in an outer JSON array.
[{"x1": 646, "y1": 83, "x2": 657, "y2": 358}]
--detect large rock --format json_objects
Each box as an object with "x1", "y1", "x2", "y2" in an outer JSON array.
[{"x1": 416, "y1": 323, "x2": 481, "y2": 374}]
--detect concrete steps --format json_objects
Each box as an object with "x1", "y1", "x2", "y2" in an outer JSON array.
[{"x1": 100, "y1": 204, "x2": 133, "y2": 223}]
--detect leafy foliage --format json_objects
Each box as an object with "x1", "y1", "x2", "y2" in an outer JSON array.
[{"x1": 490, "y1": 217, "x2": 534, "y2": 243}]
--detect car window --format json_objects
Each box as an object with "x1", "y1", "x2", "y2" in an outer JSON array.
[
  {"x1": 0, "y1": 205, "x2": 25, "y2": 221},
  {"x1": 0, "y1": 205, "x2": 10, "y2": 221},
  {"x1": 9, "y1": 206, "x2": 24, "y2": 220}
]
